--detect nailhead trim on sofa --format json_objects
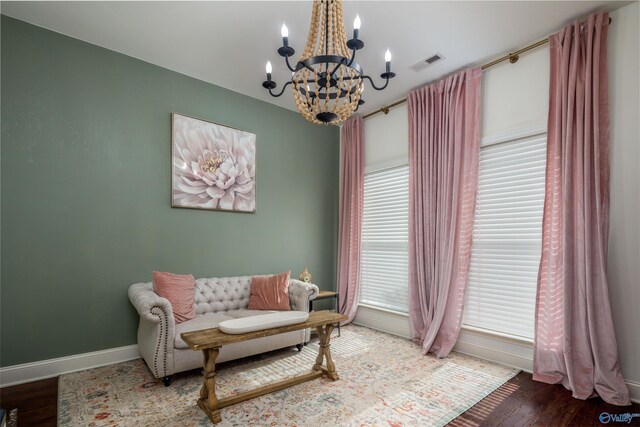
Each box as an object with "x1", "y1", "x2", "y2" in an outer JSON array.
[{"x1": 150, "y1": 305, "x2": 168, "y2": 378}]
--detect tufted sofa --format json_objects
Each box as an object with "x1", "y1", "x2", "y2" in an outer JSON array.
[{"x1": 128, "y1": 275, "x2": 319, "y2": 385}]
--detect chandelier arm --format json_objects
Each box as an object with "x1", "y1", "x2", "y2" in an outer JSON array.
[
  {"x1": 363, "y1": 75, "x2": 390, "y2": 91},
  {"x1": 284, "y1": 56, "x2": 297, "y2": 73},
  {"x1": 329, "y1": 62, "x2": 341, "y2": 77},
  {"x1": 268, "y1": 80, "x2": 293, "y2": 97},
  {"x1": 347, "y1": 49, "x2": 357, "y2": 67},
  {"x1": 296, "y1": 76, "x2": 357, "y2": 84},
  {"x1": 299, "y1": 56, "x2": 362, "y2": 74},
  {"x1": 328, "y1": 50, "x2": 355, "y2": 77}
]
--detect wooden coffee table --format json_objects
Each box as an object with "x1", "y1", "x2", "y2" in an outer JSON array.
[{"x1": 181, "y1": 311, "x2": 348, "y2": 424}]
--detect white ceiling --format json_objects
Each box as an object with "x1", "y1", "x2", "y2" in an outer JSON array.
[{"x1": 1, "y1": 1, "x2": 630, "y2": 117}]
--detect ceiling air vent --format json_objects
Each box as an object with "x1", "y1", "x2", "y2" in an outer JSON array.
[{"x1": 409, "y1": 52, "x2": 445, "y2": 72}]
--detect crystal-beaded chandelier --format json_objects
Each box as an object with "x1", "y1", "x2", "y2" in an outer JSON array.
[{"x1": 262, "y1": 0, "x2": 395, "y2": 126}]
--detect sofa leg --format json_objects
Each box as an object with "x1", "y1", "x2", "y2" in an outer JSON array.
[
  {"x1": 296, "y1": 344, "x2": 304, "y2": 352},
  {"x1": 162, "y1": 376, "x2": 172, "y2": 386}
]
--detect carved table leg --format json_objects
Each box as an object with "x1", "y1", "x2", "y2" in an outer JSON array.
[
  {"x1": 321, "y1": 324, "x2": 339, "y2": 380},
  {"x1": 198, "y1": 348, "x2": 222, "y2": 424},
  {"x1": 313, "y1": 326, "x2": 326, "y2": 372},
  {"x1": 313, "y1": 323, "x2": 339, "y2": 381}
]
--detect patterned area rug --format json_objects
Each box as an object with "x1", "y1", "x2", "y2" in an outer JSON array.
[{"x1": 58, "y1": 325, "x2": 519, "y2": 426}]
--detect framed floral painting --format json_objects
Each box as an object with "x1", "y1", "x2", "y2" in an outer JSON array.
[{"x1": 171, "y1": 113, "x2": 256, "y2": 212}]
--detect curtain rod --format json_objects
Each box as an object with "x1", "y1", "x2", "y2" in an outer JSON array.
[{"x1": 363, "y1": 16, "x2": 612, "y2": 120}]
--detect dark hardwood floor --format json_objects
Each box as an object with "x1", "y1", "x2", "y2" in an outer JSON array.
[
  {"x1": 448, "y1": 373, "x2": 640, "y2": 427},
  {"x1": 1, "y1": 372, "x2": 637, "y2": 426},
  {"x1": 0, "y1": 377, "x2": 58, "y2": 426}
]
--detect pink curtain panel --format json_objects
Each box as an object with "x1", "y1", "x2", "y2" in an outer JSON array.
[
  {"x1": 534, "y1": 11, "x2": 630, "y2": 406},
  {"x1": 337, "y1": 116, "x2": 364, "y2": 323},
  {"x1": 407, "y1": 68, "x2": 482, "y2": 357}
]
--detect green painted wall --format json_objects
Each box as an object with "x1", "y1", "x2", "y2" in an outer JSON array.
[{"x1": 0, "y1": 16, "x2": 339, "y2": 367}]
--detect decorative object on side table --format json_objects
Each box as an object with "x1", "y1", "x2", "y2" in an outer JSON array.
[
  {"x1": 171, "y1": 113, "x2": 256, "y2": 213},
  {"x1": 298, "y1": 268, "x2": 312, "y2": 283}
]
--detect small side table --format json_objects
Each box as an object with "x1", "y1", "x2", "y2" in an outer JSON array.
[{"x1": 309, "y1": 290, "x2": 341, "y2": 337}]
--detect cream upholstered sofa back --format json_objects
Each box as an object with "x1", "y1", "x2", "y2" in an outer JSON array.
[
  {"x1": 194, "y1": 276, "x2": 252, "y2": 314},
  {"x1": 192, "y1": 276, "x2": 316, "y2": 314}
]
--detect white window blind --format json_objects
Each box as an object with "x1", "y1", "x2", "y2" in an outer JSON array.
[
  {"x1": 463, "y1": 133, "x2": 547, "y2": 340},
  {"x1": 360, "y1": 165, "x2": 409, "y2": 313}
]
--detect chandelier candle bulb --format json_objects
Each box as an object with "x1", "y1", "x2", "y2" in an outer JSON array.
[
  {"x1": 262, "y1": 60, "x2": 277, "y2": 90},
  {"x1": 281, "y1": 23, "x2": 289, "y2": 47},
  {"x1": 353, "y1": 14, "x2": 361, "y2": 39},
  {"x1": 385, "y1": 49, "x2": 392, "y2": 72}
]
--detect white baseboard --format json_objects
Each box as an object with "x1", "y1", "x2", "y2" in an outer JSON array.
[
  {"x1": 453, "y1": 331, "x2": 534, "y2": 373},
  {"x1": 353, "y1": 304, "x2": 411, "y2": 338},
  {"x1": 626, "y1": 381, "x2": 640, "y2": 404},
  {"x1": 0, "y1": 345, "x2": 140, "y2": 387}
]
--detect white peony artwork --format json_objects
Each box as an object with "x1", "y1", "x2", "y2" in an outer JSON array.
[{"x1": 171, "y1": 113, "x2": 256, "y2": 212}]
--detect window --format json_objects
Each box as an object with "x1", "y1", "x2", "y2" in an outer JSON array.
[
  {"x1": 360, "y1": 165, "x2": 409, "y2": 313},
  {"x1": 463, "y1": 133, "x2": 547, "y2": 340}
]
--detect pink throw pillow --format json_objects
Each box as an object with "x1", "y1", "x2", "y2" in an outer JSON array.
[
  {"x1": 248, "y1": 271, "x2": 291, "y2": 311},
  {"x1": 153, "y1": 271, "x2": 196, "y2": 323}
]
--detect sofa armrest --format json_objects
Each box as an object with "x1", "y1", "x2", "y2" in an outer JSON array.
[
  {"x1": 128, "y1": 282, "x2": 175, "y2": 325},
  {"x1": 288, "y1": 279, "x2": 319, "y2": 312},
  {"x1": 129, "y1": 282, "x2": 176, "y2": 379}
]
